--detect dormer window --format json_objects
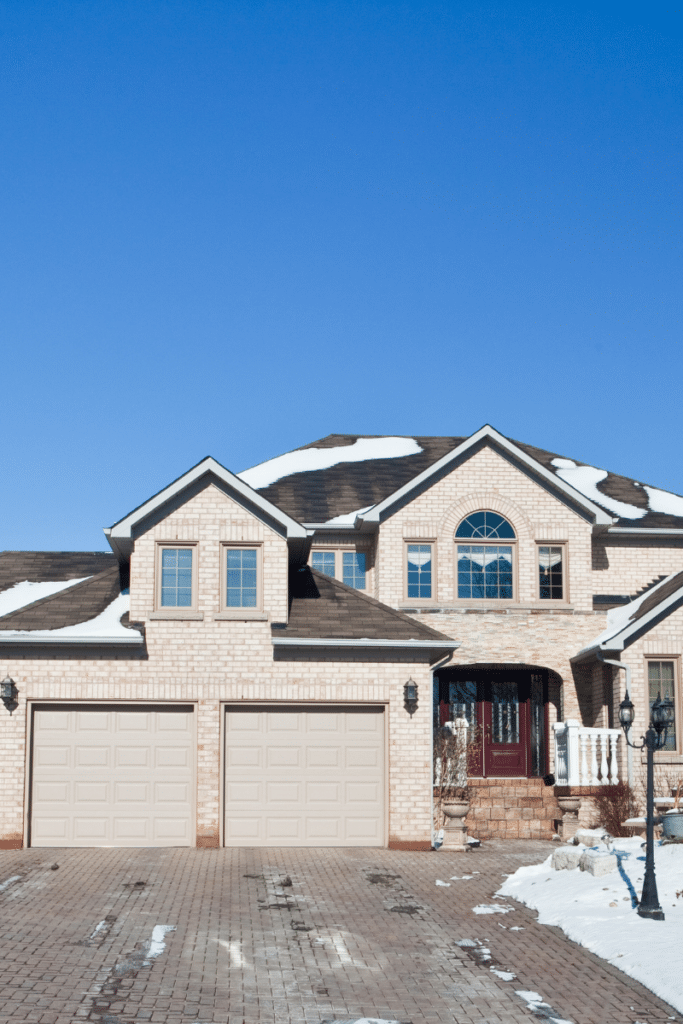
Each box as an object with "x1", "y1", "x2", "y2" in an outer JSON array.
[
  {"x1": 456, "y1": 512, "x2": 515, "y2": 600},
  {"x1": 310, "y1": 548, "x2": 367, "y2": 589}
]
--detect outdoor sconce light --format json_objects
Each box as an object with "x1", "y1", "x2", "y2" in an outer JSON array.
[
  {"x1": 1, "y1": 676, "x2": 18, "y2": 714},
  {"x1": 404, "y1": 679, "x2": 418, "y2": 715},
  {"x1": 619, "y1": 689, "x2": 674, "y2": 920}
]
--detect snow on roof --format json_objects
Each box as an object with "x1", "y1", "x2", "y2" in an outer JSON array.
[
  {"x1": 643, "y1": 485, "x2": 683, "y2": 517},
  {"x1": 0, "y1": 592, "x2": 139, "y2": 641},
  {"x1": 0, "y1": 578, "x2": 91, "y2": 618},
  {"x1": 550, "y1": 459, "x2": 646, "y2": 520},
  {"x1": 578, "y1": 573, "x2": 678, "y2": 653},
  {"x1": 238, "y1": 437, "x2": 423, "y2": 490},
  {"x1": 321, "y1": 504, "x2": 375, "y2": 526}
]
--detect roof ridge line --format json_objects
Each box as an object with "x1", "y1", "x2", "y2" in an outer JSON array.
[
  {"x1": 0, "y1": 566, "x2": 120, "y2": 623},
  {"x1": 308, "y1": 568, "x2": 449, "y2": 640}
]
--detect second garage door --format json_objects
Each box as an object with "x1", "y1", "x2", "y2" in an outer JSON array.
[{"x1": 224, "y1": 705, "x2": 385, "y2": 846}]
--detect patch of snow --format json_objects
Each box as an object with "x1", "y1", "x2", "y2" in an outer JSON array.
[
  {"x1": 0, "y1": 578, "x2": 90, "y2": 618},
  {"x1": 578, "y1": 572, "x2": 680, "y2": 653},
  {"x1": 435, "y1": 879, "x2": 451, "y2": 886},
  {"x1": 550, "y1": 458, "x2": 645, "y2": 520},
  {"x1": 644, "y1": 485, "x2": 683, "y2": 518},
  {"x1": 472, "y1": 903, "x2": 512, "y2": 914},
  {"x1": 0, "y1": 875, "x2": 21, "y2": 893},
  {"x1": 323, "y1": 505, "x2": 375, "y2": 525},
  {"x1": 145, "y1": 924, "x2": 175, "y2": 962},
  {"x1": 0, "y1": 592, "x2": 138, "y2": 640},
  {"x1": 239, "y1": 437, "x2": 423, "y2": 490},
  {"x1": 90, "y1": 920, "x2": 108, "y2": 938},
  {"x1": 491, "y1": 968, "x2": 516, "y2": 981},
  {"x1": 500, "y1": 839, "x2": 683, "y2": 1013}
]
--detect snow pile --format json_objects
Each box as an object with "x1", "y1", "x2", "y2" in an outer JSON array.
[
  {"x1": 644, "y1": 486, "x2": 683, "y2": 518},
  {"x1": 323, "y1": 505, "x2": 375, "y2": 525},
  {"x1": 0, "y1": 593, "x2": 139, "y2": 639},
  {"x1": 499, "y1": 838, "x2": 683, "y2": 1013},
  {"x1": 579, "y1": 572, "x2": 680, "y2": 652},
  {"x1": 0, "y1": 578, "x2": 90, "y2": 618},
  {"x1": 551, "y1": 459, "x2": 645, "y2": 520},
  {"x1": 239, "y1": 437, "x2": 422, "y2": 490}
]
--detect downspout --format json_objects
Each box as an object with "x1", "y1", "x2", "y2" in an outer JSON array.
[{"x1": 597, "y1": 653, "x2": 633, "y2": 788}]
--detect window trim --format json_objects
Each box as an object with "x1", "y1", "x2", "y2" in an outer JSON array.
[
  {"x1": 153, "y1": 542, "x2": 201, "y2": 619},
  {"x1": 309, "y1": 545, "x2": 370, "y2": 591},
  {"x1": 217, "y1": 542, "x2": 265, "y2": 619},
  {"x1": 536, "y1": 541, "x2": 568, "y2": 604},
  {"x1": 645, "y1": 656, "x2": 681, "y2": 758},
  {"x1": 403, "y1": 539, "x2": 437, "y2": 604}
]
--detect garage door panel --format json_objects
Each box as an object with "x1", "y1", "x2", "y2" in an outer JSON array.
[
  {"x1": 31, "y1": 705, "x2": 194, "y2": 848},
  {"x1": 224, "y1": 705, "x2": 384, "y2": 848}
]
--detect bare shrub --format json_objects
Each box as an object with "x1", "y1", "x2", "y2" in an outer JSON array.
[
  {"x1": 589, "y1": 781, "x2": 640, "y2": 837},
  {"x1": 433, "y1": 719, "x2": 482, "y2": 830}
]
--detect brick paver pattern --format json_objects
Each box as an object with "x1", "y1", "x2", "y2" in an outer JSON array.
[{"x1": 0, "y1": 840, "x2": 678, "y2": 1024}]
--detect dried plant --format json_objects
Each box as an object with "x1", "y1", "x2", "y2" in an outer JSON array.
[
  {"x1": 589, "y1": 781, "x2": 641, "y2": 837},
  {"x1": 433, "y1": 719, "x2": 482, "y2": 829}
]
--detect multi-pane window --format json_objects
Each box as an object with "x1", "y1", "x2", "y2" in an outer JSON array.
[
  {"x1": 456, "y1": 513, "x2": 515, "y2": 600},
  {"x1": 457, "y1": 545, "x2": 513, "y2": 599},
  {"x1": 342, "y1": 552, "x2": 366, "y2": 589},
  {"x1": 311, "y1": 551, "x2": 336, "y2": 577},
  {"x1": 407, "y1": 544, "x2": 432, "y2": 600},
  {"x1": 226, "y1": 548, "x2": 258, "y2": 608},
  {"x1": 160, "y1": 548, "x2": 193, "y2": 607},
  {"x1": 648, "y1": 661, "x2": 677, "y2": 751},
  {"x1": 309, "y1": 549, "x2": 367, "y2": 589},
  {"x1": 539, "y1": 546, "x2": 563, "y2": 600}
]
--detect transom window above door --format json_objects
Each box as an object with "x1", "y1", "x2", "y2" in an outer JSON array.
[{"x1": 456, "y1": 512, "x2": 515, "y2": 600}]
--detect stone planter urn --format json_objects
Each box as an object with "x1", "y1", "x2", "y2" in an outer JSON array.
[
  {"x1": 556, "y1": 795, "x2": 581, "y2": 842},
  {"x1": 441, "y1": 799, "x2": 470, "y2": 852}
]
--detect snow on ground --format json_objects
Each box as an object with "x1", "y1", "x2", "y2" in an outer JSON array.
[
  {"x1": 0, "y1": 592, "x2": 138, "y2": 639},
  {"x1": 644, "y1": 486, "x2": 683, "y2": 518},
  {"x1": 499, "y1": 838, "x2": 683, "y2": 1013},
  {"x1": 239, "y1": 437, "x2": 422, "y2": 490},
  {"x1": 577, "y1": 573, "x2": 679, "y2": 653},
  {"x1": 0, "y1": 578, "x2": 90, "y2": 617},
  {"x1": 550, "y1": 459, "x2": 646, "y2": 520},
  {"x1": 323, "y1": 505, "x2": 375, "y2": 525}
]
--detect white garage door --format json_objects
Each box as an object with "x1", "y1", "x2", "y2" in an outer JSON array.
[
  {"x1": 31, "y1": 704, "x2": 194, "y2": 848},
  {"x1": 224, "y1": 704, "x2": 385, "y2": 847}
]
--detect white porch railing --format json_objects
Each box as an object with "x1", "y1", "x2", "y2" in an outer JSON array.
[{"x1": 552, "y1": 719, "x2": 621, "y2": 786}]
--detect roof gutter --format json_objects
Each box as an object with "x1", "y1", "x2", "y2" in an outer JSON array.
[
  {"x1": 272, "y1": 637, "x2": 460, "y2": 650},
  {"x1": 607, "y1": 528, "x2": 683, "y2": 536},
  {"x1": 0, "y1": 634, "x2": 143, "y2": 646}
]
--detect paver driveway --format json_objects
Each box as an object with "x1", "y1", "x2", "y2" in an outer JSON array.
[{"x1": 0, "y1": 840, "x2": 679, "y2": 1024}]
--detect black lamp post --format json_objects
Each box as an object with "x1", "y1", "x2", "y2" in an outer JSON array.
[{"x1": 619, "y1": 689, "x2": 675, "y2": 920}]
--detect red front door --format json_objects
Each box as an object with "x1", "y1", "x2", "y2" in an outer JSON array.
[{"x1": 482, "y1": 679, "x2": 528, "y2": 777}]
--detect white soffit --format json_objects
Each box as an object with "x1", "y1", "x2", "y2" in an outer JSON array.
[
  {"x1": 106, "y1": 457, "x2": 307, "y2": 543},
  {"x1": 357, "y1": 425, "x2": 614, "y2": 527}
]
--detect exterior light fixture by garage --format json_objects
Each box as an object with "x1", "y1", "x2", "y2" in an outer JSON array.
[
  {"x1": 404, "y1": 679, "x2": 418, "y2": 715},
  {"x1": 1, "y1": 676, "x2": 18, "y2": 714},
  {"x1": 619, "y1": 689, "x2": 675, "y2": 920}
]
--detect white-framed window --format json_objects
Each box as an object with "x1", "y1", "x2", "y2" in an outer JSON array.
[
  {"x1": 538, "y1": 545, "x2": 565, "y2": 601},
  {"x1": 155, "y1": 544, "x2": 198, "y2": 613},
  {"x1": 647, "y1": 660, "x2": 678, "y2": 752},
  {"x1": 310, "y1": 549, "x2": 367, "y2": 590},
  {"x1": 222, "y1": 544, "x2": 262, "y2": 610},
  {"x1": 455, "y1": 512, "x2": 515, "y2": 600},
  {"x1": 405, "y1": 542, "x2": 434, "y2": 601}
]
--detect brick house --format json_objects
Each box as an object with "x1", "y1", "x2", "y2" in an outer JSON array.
[{"x1": 2, "y1": 424, "x2": 683, "y2": 849}]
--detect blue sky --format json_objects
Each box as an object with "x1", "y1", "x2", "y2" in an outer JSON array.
[{"x1": 1, "y1": 0, "x2": 681, "y2": 550}]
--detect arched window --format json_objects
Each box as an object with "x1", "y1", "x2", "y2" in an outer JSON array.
[{"x1": 456, "y1": 512, "x2": 515, "y2": 599}]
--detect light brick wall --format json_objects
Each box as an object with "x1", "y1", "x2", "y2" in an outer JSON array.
[
  {"x1": 592, "y1": 536, "x2": 683, "y2": 595},
  {"x1": 375, "y1": 447, "x2": 594, "y2": 612}
]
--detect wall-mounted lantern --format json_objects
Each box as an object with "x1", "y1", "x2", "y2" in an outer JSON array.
[
  {"x1": 1, "y1": 677, "x2": 18, "y2": 715},
  {"x1": 404, "y1": 678, "x2": 418, "y2": 715}
]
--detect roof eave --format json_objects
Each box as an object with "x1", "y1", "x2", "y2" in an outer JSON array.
[
  {"x1": 356, "y1": 425, "x2": 614, "y2": 526},
  {"x1": 272, "y1": 637, "x2": 460, "y2": 649},
  {"x1": 106, "y1": 457, "x2": 307, "y2": 545},
  {"x1": 572, "y1": 580, "x2": 683, "y2": 663},
  {"x1": 0, "y1": 634, "x2": 143, "y2": 646}
]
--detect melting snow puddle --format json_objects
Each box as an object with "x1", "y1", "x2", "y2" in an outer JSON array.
[
  {"x1": 456, "y1": 938, "x2": 517, "y2": 982},
  {"x1": 0, "y1": 875, "x2": 21, "y2": 893},
  {"x1": 516, "y1": 989, "x2": 573, "y2": 1023}
]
